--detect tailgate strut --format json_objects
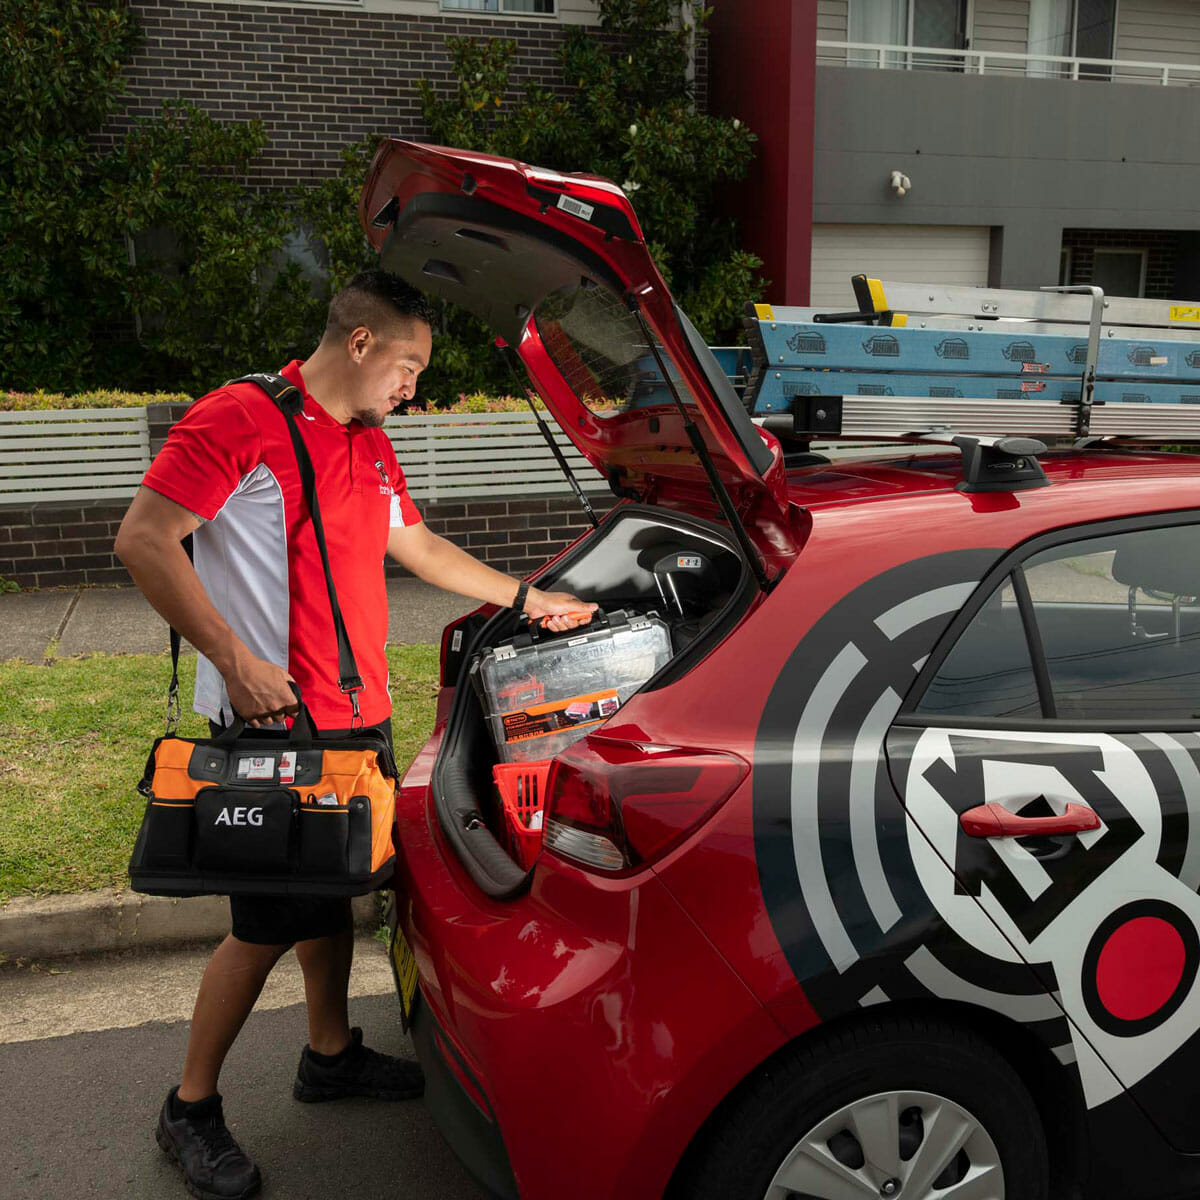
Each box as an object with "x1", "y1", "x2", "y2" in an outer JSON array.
[
  {"x1": 627, "y1": 297, "x2": 771, "y2": 592},
  {"x1": 496, "y1": 338, "x2": 600, "y2": 530}
]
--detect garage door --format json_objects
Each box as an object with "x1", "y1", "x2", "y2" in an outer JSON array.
[{"x1": 810, "y1": 225, "x2": 991, "y2": 308}]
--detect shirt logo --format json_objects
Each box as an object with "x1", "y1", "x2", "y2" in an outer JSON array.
[{"x1": 375, "y1": 460, "x2": 389, "y2": 485}]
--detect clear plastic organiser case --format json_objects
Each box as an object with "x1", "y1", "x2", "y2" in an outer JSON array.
[{"x1": 472, "y1": 610, "x2": 672, "y2": 763}]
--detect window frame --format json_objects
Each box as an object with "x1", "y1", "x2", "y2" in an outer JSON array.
[
  {"x1": 897, "y1": 507, "x2": 1200, "y2": 733},
  {"x1": 439, "y1": 0, "x2": 558, "y2": 17}
]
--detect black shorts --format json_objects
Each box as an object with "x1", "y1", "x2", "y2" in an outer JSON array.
[
  {"x1": 230, "y1": 892, "x2": 354, "y2": 946},
  {"x1": 212, "y1": 715, "x2": 393, "y2": 947}
]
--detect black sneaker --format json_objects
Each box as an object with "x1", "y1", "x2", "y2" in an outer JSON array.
[
  {"x1": 155, "y1": 1088, "x2": 262, "y2": 1200},
  {"x1": 293, "y1": 1027, "x2": 425, "y2": 1102}
]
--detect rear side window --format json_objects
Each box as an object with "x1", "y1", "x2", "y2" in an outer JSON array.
[
  {"x1": 915, "y1": 579, "x2": 1041, "y2": 719},
  {"x1": 915, "y1": 522, "x2": 1200, "y2": 724}
]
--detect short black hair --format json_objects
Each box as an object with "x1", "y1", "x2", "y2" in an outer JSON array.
[{"x1": 323, "y1": 270, "x2": 436, "y2": 344}]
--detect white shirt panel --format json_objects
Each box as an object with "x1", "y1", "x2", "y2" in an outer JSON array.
[{"x1": 191, "y1": 463, "x2": 290, "y2": 725}]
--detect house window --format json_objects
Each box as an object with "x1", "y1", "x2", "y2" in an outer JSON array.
[
  {"x1": 442, "y1": 0, "x2": 556, "y2": 14},
  {"x1": 848, "y1": 0, "x2": 968, "y2": 69},
  {"x1": 1028, "y1": 0, "x2": 1116, "y2": 78}
]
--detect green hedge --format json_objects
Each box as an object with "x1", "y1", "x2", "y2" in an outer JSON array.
[
  {"x1": 0, "y1": 391, "x2": 192, "y2": 411},
  {"x1": 0, "y1": 390, "x2": 537, "y2": 413}
]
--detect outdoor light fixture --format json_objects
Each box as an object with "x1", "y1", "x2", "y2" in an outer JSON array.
[{"x1": 890, "y1": 169, "x2": 912, "y2": 197}]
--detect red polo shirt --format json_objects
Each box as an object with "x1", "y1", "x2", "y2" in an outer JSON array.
[{"x1": 142, "y1": 360, "x2": 421, "y2": 730}]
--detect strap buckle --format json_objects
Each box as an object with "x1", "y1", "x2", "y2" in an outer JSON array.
[
  {"x1": 165, "y1": 681, "x2": 181, "y2": 736},
  {"x1": 340, "y1": 676, "x2": 365, "y2": 730}
]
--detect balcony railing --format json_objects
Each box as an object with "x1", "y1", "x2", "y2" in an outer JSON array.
[{"x1": 816, "y1": 39, "x2": 1200, "y2": 86}]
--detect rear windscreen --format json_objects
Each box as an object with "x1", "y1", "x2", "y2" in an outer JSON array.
[{"x1": 533, "y1": 281, "x2": 698, "y2": 419}]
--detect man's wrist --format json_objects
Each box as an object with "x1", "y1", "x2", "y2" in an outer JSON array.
[
  {"x1": 206, "y1": 639, "x2": 248, "y2": 677},
  {"x1": 511, "y1": 579, "x2": 530, "y2": 613}
]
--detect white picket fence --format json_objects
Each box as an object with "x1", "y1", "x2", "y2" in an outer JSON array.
[{"x1": 0, "y1": 408, "x2": 608, "y2": 506}]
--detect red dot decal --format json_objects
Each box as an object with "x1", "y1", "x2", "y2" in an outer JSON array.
[{"x1": 1095, "y1": 916, "x2": 1187, "y2": 1023}]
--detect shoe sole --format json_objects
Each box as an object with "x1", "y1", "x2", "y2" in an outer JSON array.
[
  {"x1": 292, "y1": 1078, "x2": 424, "y2": 1103},
  {"x1": 155, "y1": 1120, "x2": 262, "y2": 1200}
]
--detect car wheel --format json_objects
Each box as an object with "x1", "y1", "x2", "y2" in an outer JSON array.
[{"x1": 676, "y1": 1016, "x2": 1048, "y2": 1200}]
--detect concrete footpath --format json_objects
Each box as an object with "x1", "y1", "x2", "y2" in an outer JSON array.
[
  {"x1": 0, "y1": 577, "x2": 474, "y2": 662},
  {"x1": 0, "y1": 580, "x2": 476, "y2": 962}
]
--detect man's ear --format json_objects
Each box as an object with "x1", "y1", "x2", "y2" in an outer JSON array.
[{"x1": 348, "y1": 326, "x2": 373, "y2": 362}]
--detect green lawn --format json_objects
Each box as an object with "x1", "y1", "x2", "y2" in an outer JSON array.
[{"x1": 0, "y1": 646, "x2": 439, "y2": 902}]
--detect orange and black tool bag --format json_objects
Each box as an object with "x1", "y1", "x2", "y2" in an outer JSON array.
[
  {"x1": 128, "y1": 371, "x2": 397, "y2": 897},
  {"x1": 128, "y1": 694, "x2": 397, "y2": 897}
]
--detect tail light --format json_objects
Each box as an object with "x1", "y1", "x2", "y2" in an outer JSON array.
[{"x1": 542, "y1": 736, "x2": 748, "y2": 872}]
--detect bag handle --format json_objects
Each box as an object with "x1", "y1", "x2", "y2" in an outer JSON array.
[{"x1": 208, "y1": 681, "x2": 317, "y2": 748}]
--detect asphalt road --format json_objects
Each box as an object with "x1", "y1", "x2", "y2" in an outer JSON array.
[{"x1": 0, "y1": 941, "x2": 489, "y2": 1200}]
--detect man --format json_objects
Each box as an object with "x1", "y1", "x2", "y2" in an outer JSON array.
[{"x1": 115, "y1": 270, "x2": 595, "y2": 1200}]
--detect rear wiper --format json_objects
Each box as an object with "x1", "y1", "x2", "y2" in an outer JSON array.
[
  {"x1": 626, "y1": 299, "x2": 771, "y2": 593},
  {"x1": 495, "y1": 338, "x2": 599, "y2": 529}
]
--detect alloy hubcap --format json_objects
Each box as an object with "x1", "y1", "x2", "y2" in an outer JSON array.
[{"x1": 763, "y1": 1089, "x2": 1004, "y2": 1200}]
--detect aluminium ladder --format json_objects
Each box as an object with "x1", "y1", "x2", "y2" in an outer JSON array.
[{"x1": 744, "y1": 277, "x2": 1200, "y2": 441}]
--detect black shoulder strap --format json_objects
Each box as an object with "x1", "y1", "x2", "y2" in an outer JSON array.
[{"x1": 220, "y1": 372, "x2": 365, "y2": 725}]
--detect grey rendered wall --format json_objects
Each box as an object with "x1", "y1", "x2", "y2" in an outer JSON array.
[{"x1": 813, "y1": 66, "x2": 1200, "y2": 289}]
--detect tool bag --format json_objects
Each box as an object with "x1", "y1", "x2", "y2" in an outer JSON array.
[{"x1": 128, "y1": 373, "x2": 398, "y2": 897}]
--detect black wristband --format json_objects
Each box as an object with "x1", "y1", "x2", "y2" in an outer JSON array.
[{"x1": 511, "y1": 580, "x2": 530, "y2": 613}]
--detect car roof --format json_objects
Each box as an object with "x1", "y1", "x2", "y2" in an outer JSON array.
[{"x1": 786, "y1": 450, "x2": 1200, "y2": 516}]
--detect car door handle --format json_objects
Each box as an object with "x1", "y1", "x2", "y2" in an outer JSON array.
[{"x1": 959, "y1": 802, "x2": 1101, "y2": 839}]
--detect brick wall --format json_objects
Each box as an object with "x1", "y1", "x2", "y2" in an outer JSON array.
[
  {"x1": 0, "y1": 492, "x2": 615, "y2": 591},
  {"x1": 0, "y1": 502, "x2": 135, "y2": 591},
  {"x1": 97, "y1": 2, "x2": 708, "y2": 185},
  {"x1": 1063, "y1": 228, "x2": 1181, "y2": 299}
]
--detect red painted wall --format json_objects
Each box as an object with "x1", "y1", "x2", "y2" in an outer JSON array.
[{"x1": 707, "y1": 0, "x2": 816, "y2": 305}]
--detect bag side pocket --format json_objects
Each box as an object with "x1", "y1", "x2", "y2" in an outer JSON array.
[
  {"x1": 194, "y1": 786, "x2": 297, "y2": 873},
  {"x1": 297, "y1": 794, "x2": 351, "y2": 876},
  {"x1": 140, "y1": 799, "x2": 195, "y2": 870}
]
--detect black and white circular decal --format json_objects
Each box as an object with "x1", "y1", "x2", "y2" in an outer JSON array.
[{"x1": 754, "y1": 550, "x2": 1200, "y2": 1112}]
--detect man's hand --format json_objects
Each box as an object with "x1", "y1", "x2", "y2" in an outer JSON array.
[
  {"x1": 221, "y1": 651, "x2": 300, "y2": 728},
  {"x1": 524, "y1": 587, "x2": 598, "y2": 634}
]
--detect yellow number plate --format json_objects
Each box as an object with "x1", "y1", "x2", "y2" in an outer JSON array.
[{"x1": 389, "y1": 921, "x2": 420, "y2": 1030}]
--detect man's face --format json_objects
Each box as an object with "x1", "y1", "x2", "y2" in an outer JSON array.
[{"x1": 351, "y1": 321, "x2": 432, "y2": 428}]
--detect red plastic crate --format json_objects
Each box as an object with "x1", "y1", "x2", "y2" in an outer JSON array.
[{"x1": 493, "y1": 761, "x2": 551, "y2": 870}]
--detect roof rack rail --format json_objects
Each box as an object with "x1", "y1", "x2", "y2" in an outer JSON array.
[{"x1": 782, "y1": 392, "x2": 1200, "y2": 441}]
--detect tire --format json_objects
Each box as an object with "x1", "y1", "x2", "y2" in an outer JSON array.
[{"x1": 676, "y1": 1015, "x2": 1048, "y2": 1200}]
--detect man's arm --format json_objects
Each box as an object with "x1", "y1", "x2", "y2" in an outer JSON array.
[
  {"x1": 114, "y1": 488, "x2": 299, "y2": 726},
  {"x1": 387, "y1": 522, "x2": 597, "y2": 633}
]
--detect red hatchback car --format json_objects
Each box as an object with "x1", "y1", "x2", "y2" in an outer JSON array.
[{"x1": 363, "y1": 142, "x2": 1200, "y2": 1200}]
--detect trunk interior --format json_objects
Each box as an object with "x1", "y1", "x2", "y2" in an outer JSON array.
[{"x1": 432, "y1": 505, "x2": 755, "y2": 898}]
